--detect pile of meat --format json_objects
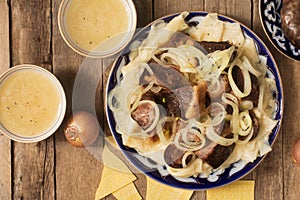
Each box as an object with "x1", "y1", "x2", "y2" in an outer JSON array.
[{"x1": 130, "y1": 34, "x2": 260, "y2": 170}]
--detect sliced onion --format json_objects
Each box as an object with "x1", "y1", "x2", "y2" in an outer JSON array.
[
  {"x1": 174, "y1": 128, "x2": 206, "y2": 151},
  {"x1": 143, "y1": 62, "x2": 154, "y2": 76},
  {"x1": 129, "y1": 87, "x2": 143, "y2": 112},
  {"x1": 242, "y1": 56, "x2": 262, "y2": 77},
  {"x1": 151, "y1": 53, "x2": 167, "y2": 65},
  {"x1": 160, "y1": 48, "x2": 197, "y2": 73},
  {"x1": 132, "y1": 100, "x2": 160, "y2": 133},
  {"x1": 222, "y1": 93, "x2": 240, "y2": 134},
  {"x1": 239, "y1": 100, "x2": 254, "y2": 110},
  {"x1": 156, "y1": 117, "x2": 174, "y2": 144},
  {"x1": 150, "y1": 85, "x2": 162, "y2": 93},
  {"x1": 141, "y1": 81, "x2": 155, "y2": 95},
  {"x1": 263, "y1": 78, "x2": 278, "y2": 117},
  {"x1": 206, "y1": 127, "x2": 238, "y2": 146},
  {"x1": 209, "y1": 46, "x2": 235, "y2": 73},
  {"x1": 236, "y1": 129, "x2": 253, "y2": 145},
  {"x1": 116, "y1": 57, "x2": 126, "y2": 84},
  {"x1": 238, "y1": 111, "x2": 252, "y2": 136},
  {"x1": 167, "y1": 158, "x2": 204, "y2": 178},
  {"x1": 188, "y1": 116, "x2": 211, "y2": 132},
  {"x1": 228, "y1": 59, "x2": 252, "y2": 98},
  {"x1": 181, "y1": 151, "x2": 196, "y2": 168},
  {"x1": 177, "y1": 45, "x2": 208, "y2": 66},
  {"x1": 182, "y1": 129, "x2": 205, "y2": 147},
  {"x1": 257, "y1": 77, "x2": 265, "y2": 113}
]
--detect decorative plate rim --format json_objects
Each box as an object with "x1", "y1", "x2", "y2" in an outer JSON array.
[{"x1": 259, "y1": 0, "x2": 300, "y2": 61}]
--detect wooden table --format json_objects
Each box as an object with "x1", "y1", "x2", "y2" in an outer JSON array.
[{"x1": 0, "y1": 0, "x2": 300, "y2": 199}]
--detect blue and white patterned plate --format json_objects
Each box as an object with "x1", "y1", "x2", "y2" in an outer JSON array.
[
  {"x1": 106, "y1": 12, "x2": 284, "y2": 190},
  {"x1": 259, "y1": 0, "x2": 300, "y2": 61}
]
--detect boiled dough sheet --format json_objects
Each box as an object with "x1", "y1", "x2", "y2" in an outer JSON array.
[{"x1": 206, "y1": 180, "x2": 255, "y2": 200}]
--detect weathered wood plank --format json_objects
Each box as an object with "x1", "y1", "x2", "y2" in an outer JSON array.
[
  {"x1": 52, "y1": 0, "x2": 106, "y2": 199},
  {"x1": 253, "y1": 133, "x2": 284, "y2": 200},
  {"x1": 205, "y1": 0, "x2": 252, "y2": 28},
  {"x1": 13, "y1": 142, "x2": 55, "y2": 200},
  {"x1": 0, "y1": 1, "x2": 12, "y2": 199},
  {"x1": 154, "y1": 0, "x2": 205, "y2": 19},
  {"x1": 252, "y1": 1, "x2": 285, "y2": 199},
  {"x1": 133, "y1": 0, "x2": 153, "y2": 27},
  {"x1": 11, "y1": 0, "x2": 52, "y2": 68},
  {"x1": 10, "y1": 0, "x2": 55, "y2": 199},
  {"x1": 281, "y1": 59, "x2": 300, "y2": 200},
  {"x1": 0, "y1": 0, "x2": 10, "y2": 73},
  {"x1": 281, "y1": 56, "x2": 300, "y2": 200}
]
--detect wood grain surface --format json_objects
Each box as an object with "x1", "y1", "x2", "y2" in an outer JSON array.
[
  {"x1": 0, "y1": 1, "x2": 11, "y2": 199},
  {"x1": 10, "y1": 1, "x2": 55, "y2": 199},
  {"x1": 0, "y1": 0, "x2": 300, "y2": 200}
]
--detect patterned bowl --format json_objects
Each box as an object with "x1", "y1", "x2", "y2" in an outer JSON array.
[{"x1": 259, "y1": 0, "x2": 300, "y2": 61}]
